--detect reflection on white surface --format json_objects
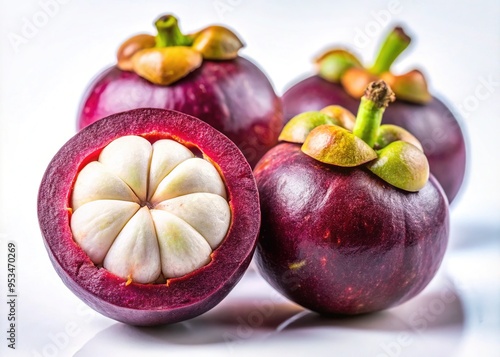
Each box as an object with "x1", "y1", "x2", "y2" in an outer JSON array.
[
  {"x1": 446, "y1": 222, "x2": 500, "y2": 357},
  {"x1": 74, "y1": 272, "x2": 464, "y2": 357}
]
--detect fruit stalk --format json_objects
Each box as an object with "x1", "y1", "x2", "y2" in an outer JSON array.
[
  {"x1": 155, "y1": 15, "x2": 193, "y2": 47},
  {"x1": 353, "y1": 80, "x2": 395, "y2": 147},
  {"x1": 369, "y1": 27, "x2": 411, "y2": 75}
]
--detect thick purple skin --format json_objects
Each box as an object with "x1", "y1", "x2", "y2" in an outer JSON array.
[
  {"x1": 78, "y1": 57, "x2": 283, "y2": 167},
  {"x1": 38, "y1": 109, "x2": 261, "y2": 326},
  {"x1": 254, "y1": 143, "x2": 449, "y2": 315},
  {"x1": 282, "y1": 76, "x2": 466, "y2": 203}
]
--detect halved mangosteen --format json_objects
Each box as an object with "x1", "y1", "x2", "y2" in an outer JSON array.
[{"x1": 38, "y1": 108, "x2": 260, "y2": 326}]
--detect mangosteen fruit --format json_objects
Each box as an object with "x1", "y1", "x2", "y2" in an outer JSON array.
[
  {"x1": 254, "y1": 80, "x2": 449, "y2": 315},
  {"x1": 38, "y1": 108, "x2": 260, "y2": 325},
  {"x1": 78, "y1": 14, "x2": 283, "y2": 167},
  {"x1": 282, "y1": 26, "x2": 466, "y2": 202}
]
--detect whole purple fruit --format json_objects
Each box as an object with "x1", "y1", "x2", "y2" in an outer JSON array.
[
  {"x1": 255, "y1": 81, "x2": 449, "y2": 315},
  {"x1": 39, "y1": 109, "x2": 261, "y2": 325},
  {"x1": 78, "y1": 14, "x2": 283, "y2": 167},
  {"x1": 282, "y1": 26, "x2": 465, "y2": 202}
]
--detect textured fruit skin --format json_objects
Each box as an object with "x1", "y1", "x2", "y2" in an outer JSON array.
[
  {"x1": 39, "y1": 108, "x2": 260, "y2": 326},
  {"x1": 78, "y1": 57, "x2": 283, "y2": 167},
  {"x1": 254, "y1": 143, "x2": 449, "y2": 315},
  {"x1": 282, "y1": 76, "x2": 466, "y2": 203}
]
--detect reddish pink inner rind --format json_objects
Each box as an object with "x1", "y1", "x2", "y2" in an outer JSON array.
[{"x1": 38, "y1": 108, "x2": 260, "y2": 325}]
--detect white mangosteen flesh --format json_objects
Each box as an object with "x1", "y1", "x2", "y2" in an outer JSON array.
[{"x1": 70, "y1": 135, "x2": 230, "y2": 284}]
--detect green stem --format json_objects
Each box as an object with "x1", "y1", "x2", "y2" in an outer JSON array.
[
  {"x1": 369, "y1": 26, "x2": 411, "y2": 75},
  {"x1": 155, "y1": 15, "x2": 193, "y2": 47},
  {"x1": 353, "y1": 80, "x2": 395, "y2": 147}
]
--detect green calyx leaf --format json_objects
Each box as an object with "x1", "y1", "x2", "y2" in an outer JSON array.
[
  {"x1": 301, "y1": 125, "x2": 377, "y2": 167},
  {"x1": 191, "y1": 26, "x2": 244, "y2": 60},
  {"x1": 132, "y1": 47, "x2": 202, "y2": 86},
  {"x1": 280, "y1": 106, "x2": 358, "y2": 144},
  {"x1": 285, "y1": 80, "x2": 430, "y2": 192},
  {"x1": 154, "y1": 14, "x2": 244, "y2": 59},
  {"x1": 279, "y1": 112, "x2": 339, "y2": 144},
  {"x1": 314, "y1": 26, "x2": 432, "y2": 105},
  {"x1": 319, "y1": 105, "x2": 356, "y2": 131},
  {"x1": 380, "y1": 70, "x2": 431, "y2": 104},
  {"x1": 375, "y1": 124, "x2": 423, "y2": 151},
  {"x1": 315, "y1": 49, "x2": 362, "y2": 83},
  {"x1": 367, "y1": 141, "x2": 429, "y2": 192},
  {"x1": 117, "y1": 14, "x2": 244, "y2": 86}
]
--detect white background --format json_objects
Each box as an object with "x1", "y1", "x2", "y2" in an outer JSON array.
[{"x1": 1, "y1": 1, "x2": 499, "y2": 356}]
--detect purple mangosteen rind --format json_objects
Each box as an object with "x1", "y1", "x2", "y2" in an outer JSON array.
[
  {"x1": 254, "y1": 142, "x2": 449, "y2": 315},
  {"x1": 38, "y1": 108, "x2": 261, "y2": 326},
  {"x1": 78, "y1": 57, "x2": 283, "y2": 167},
  {"x1": 78, "y1": 14, "x2": 283, "y2": 168}
]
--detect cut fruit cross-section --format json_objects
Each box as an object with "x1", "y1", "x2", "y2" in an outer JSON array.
[{"x1": 70, "y1": 135, "x2": 231, "y2": 284}]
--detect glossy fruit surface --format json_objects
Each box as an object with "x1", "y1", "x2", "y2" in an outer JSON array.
[
  {"x1": 77, "y1": 14, "x2": 283, "y2": 167},
  {"x1": 39, "y1": 108, "x2": 260, "y2": 325},
  {"x1": 255, "y1": 81, "x2": 449, "y2": 315},
  {"x1": 254, "y1": 143, "x2": 449, "y2": 315}
]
